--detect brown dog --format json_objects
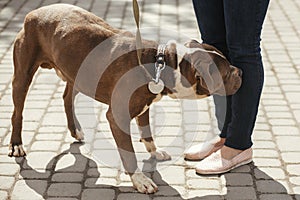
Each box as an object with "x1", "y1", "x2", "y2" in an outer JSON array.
[{"x1": 9, "y1": 4, "x2": 242, "y2": 193}]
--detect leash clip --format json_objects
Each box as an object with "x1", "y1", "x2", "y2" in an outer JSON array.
[
  {"x1": 148, "y1": 44, "x2": 166, "y2": 94},
  {"x1": 153, "y1": 45, "x2": 166, "y2": 84}
]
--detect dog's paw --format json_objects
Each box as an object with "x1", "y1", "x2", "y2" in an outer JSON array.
[
  {"x1": 130, "y1": 172, "x2": 158, "y2": 194},
  {"x1": 151, "y1": 149, "x2": 171, "y2": 161},
  {"x1": 74, "y1": 129, "x2": 84, "y2": 141},
  {"x1": 8, "y1": 144, "x2": 26, "y2": 157}
]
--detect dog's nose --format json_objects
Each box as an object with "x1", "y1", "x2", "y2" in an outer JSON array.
[
  {"x1": 233, "y1": 68, "x2": 242, "y2": 77},
  {"x1": 237, "y1": 69, "x2": 242, "y2": 77}
]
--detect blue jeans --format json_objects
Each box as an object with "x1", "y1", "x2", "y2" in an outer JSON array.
[{"x1": 192, "y1": 0, "x2": 270, "y2": 150}]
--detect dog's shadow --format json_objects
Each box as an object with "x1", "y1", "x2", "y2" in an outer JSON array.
[{"x1": 15, "y1": 143, "x2": 299, "y2": 200}]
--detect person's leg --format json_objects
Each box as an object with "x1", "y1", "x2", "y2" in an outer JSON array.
[
  {"x1": 223, "y1": 0, "x2": 270, "y2": 150},
  {"x1": 192, "y1": 0, "x2": 230, "y2": 136},
  {"x1": 185, "y1": 0, "x2": 228, "y2": 161},
  {"x1": 195, "y1": 0, "x2": 270, "y2": 174}
]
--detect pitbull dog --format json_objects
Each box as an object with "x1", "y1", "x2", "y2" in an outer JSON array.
[{"x1": 9, "y1": 4, "x2": 242, "y2": 193}]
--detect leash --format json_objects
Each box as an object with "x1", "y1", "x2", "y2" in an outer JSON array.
[{"x1": 132, "y1": 0, "x2": 165, "y2": 94}]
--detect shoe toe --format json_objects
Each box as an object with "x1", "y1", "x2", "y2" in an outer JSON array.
[{"x1": 184, "y1": 143, "x2": 214, "y2": 160}]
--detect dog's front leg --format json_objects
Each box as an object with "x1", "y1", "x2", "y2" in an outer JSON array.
[
  {"x1": 136, "y1": 109, "x2": 171, "y2": 161},
  {"x1": 106, "y1": 108, "x2": 158, "y2": 194}
]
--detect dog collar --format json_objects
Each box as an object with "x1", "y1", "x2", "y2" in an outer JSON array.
[{"x1": 148, "y1": 44, "x2": 166, "y2": 94}]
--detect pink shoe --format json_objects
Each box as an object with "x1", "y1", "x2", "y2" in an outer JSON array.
[
  {"x1": 184, "y1": 137, "x2": 225, "y2": 161},
  {"x1": 195, "y1": 148, "x2": 253, "y2": 175}
]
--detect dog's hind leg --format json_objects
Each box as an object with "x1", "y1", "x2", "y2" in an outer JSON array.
[
  {"x1": 9, "y1": 30, "x2": 39, "y2": 157},
  {"x1": 63, "y1": 83, "x2": 84, "y2": 141},
  {"x1": 136, "y1": 109, "x2": 171, "y2": 161}
]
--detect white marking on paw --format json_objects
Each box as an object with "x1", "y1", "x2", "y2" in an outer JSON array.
[
  {"x1": 151, "y1": 149, "x2": 171, "y2": 161},
  {"x1": 9, "y1": 144, "x2": 26, "y2": 157},
  {"x1": 141, "y1": 140, "x2": 156, "y2": 152},
  {"x1": 130, "y1": 172, "x2": 158, "y2": 194},
  {"x1": 75, "y1": 129, "x2": 84, "y2": 141},
  {"x1": 141, "y1": 140, "x2": 171, "y2": 161}
]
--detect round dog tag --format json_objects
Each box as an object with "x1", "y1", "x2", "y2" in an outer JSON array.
[{"x1": 148, "y1": 79, "x2": 165, "y2": 94}]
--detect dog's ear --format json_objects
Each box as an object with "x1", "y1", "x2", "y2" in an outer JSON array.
[
  {"x1": 201, "y1": 43, "x2": 225, "y2": 57},
  {"x1": 184, "y1": 39, "x2": 201, "y2": 48}
]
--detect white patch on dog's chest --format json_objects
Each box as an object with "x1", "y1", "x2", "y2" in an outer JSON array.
[{"x1": 168, "y1": 68, "x2": 198, "y2": 99}]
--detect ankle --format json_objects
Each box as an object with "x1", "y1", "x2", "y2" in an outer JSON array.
[
  {"x1": 214, "y1": 138, "x2": 225, "y2": 147},
  {"x1": 220, "y1": 146, "x2": 243, "y2": 160}
]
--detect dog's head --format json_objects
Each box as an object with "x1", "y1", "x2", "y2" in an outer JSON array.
[{"x1": 166, "y1": 40, "x2": 242, "y2": 99}]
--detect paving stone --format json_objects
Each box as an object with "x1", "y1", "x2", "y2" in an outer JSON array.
[
  {"x1": 35, "y1": 133, "x2": 64, "y2": 141},
  {"x1": 159, "y1": 166, "x2": 185, "y2": 185},
  {"x1": 293, "y1": 186, "x2": 300, "y2": 194},
  {"x1": 257, "y1": 180, "x2": 288, "y2": 193},
  {"x1": 31, "y1": 141, "x2": 61, "y2": 151},
  {"x1": 97, "y1": 167, "x2": 118, "y2": 178},
  {"x1": 230, "y1": 164, "x2": 252, "y2": 173},
  {"x1": 51, "y1": 173, "x2": 84, "y2": 182},
  {"x1": 19, "y1": 169, "x2": 51, "y2": 180},
  {"x1": 253, "y1": 158, "x2": 282, "y2": 167},
  {"x1": 0, "y1": 191, "x2": 8, "y2": 200},
  {"x1": 252, "y1": 141, "x2": 276, "y2": 149},
  {"x1": 0, "y1": 155, "x2": 16, "y2": 163},
  {"x1": 259, "y1": 194, "x2": 293, "y2": 200},
  {"x1": 276, "y1": 136, "x2": 300, "y2": 151},
  {"x1": 253, "y1": 149, "x2": 279, "y2": 158},
  {"x1": 54, "y1": 154, "x2": 88, "y2": 172},
  {"x1": 225, "y1": 187, "x2": 257, "y2": 200},
  {"x1": 269, "y1": 119, "x2": 296, "y2": 126},
  {"x1": 286, "y1": 164, "x2": 300, "y2": 176},
  {"x1": 222, "y1": 173, "x2": 253, "y2": 186},
  {"x1": 0, "y1": 176, "x2": 15, "y2": 190},
  {"x1": 253, "y1": 131, "x2": 273, "y2": 140},
  {"x1": 0, "y1": 163, "x2": 19, "y2": 176},
  {"x1": 187, "y1": 189, "x2": 221, "y2": 199},
  {"x1": 153, "y1": 185, "x2": 183, "y2": 196},
  {"x1": 84, "y1": 177, "x2": 117, "y2": 187},
  {"x1": 81, "y1": 189, "x2": 115, "y2": 200},
  {"x1": 42, "y1": 113, "x2": 67, "y2": 126},
  {"x1": 24, "y1": 152, "x2": 57, "y2": 170},
  {"x1": 290, "y1": 177, "x2": 300, "y2": 185},
  {"x1": 87, "y1": 168, "x2": 101, "y2": 177},
  {"x1": 47, "y1": 183, "x2": 81, "y2": 197},
  {"x1": 187, "y1": 178, "x2": 220, "y2": 190},
  {"x1": 117, "y1": 193, "x2": 151, "y2": 200},
  {"x1": 11, "y1": 180, "x2": 47, "y2": 200},
  {"x1": 38, "y1": 126, "x2": 67, "y2": 133},
  {"x1": 254, "y1": 167, "x2": 286, "y2": 180},
  {"x1": 272, "y1": 125, "x2": 300, "y2": 136}
]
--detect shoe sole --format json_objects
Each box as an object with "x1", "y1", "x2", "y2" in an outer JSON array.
[{"x1": 195, "y1": 159, "x2": 253, "y2": 175}]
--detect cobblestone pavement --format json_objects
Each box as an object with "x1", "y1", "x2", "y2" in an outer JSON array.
[{"x1": 0, "y1": 0, "x2": 300, "y2": 199}]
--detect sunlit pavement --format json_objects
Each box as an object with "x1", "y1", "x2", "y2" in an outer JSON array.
[{"x1": 0, "y1": 0, "x2": 300, "y2": 199}]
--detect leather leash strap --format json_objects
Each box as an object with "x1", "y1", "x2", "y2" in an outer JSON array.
[
  {"x1": 132, "y1": 0, "x2": 165, "y2": 94},
  {"x1": 132, "y1": 0, "x2": 144, "y2": 68}
]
